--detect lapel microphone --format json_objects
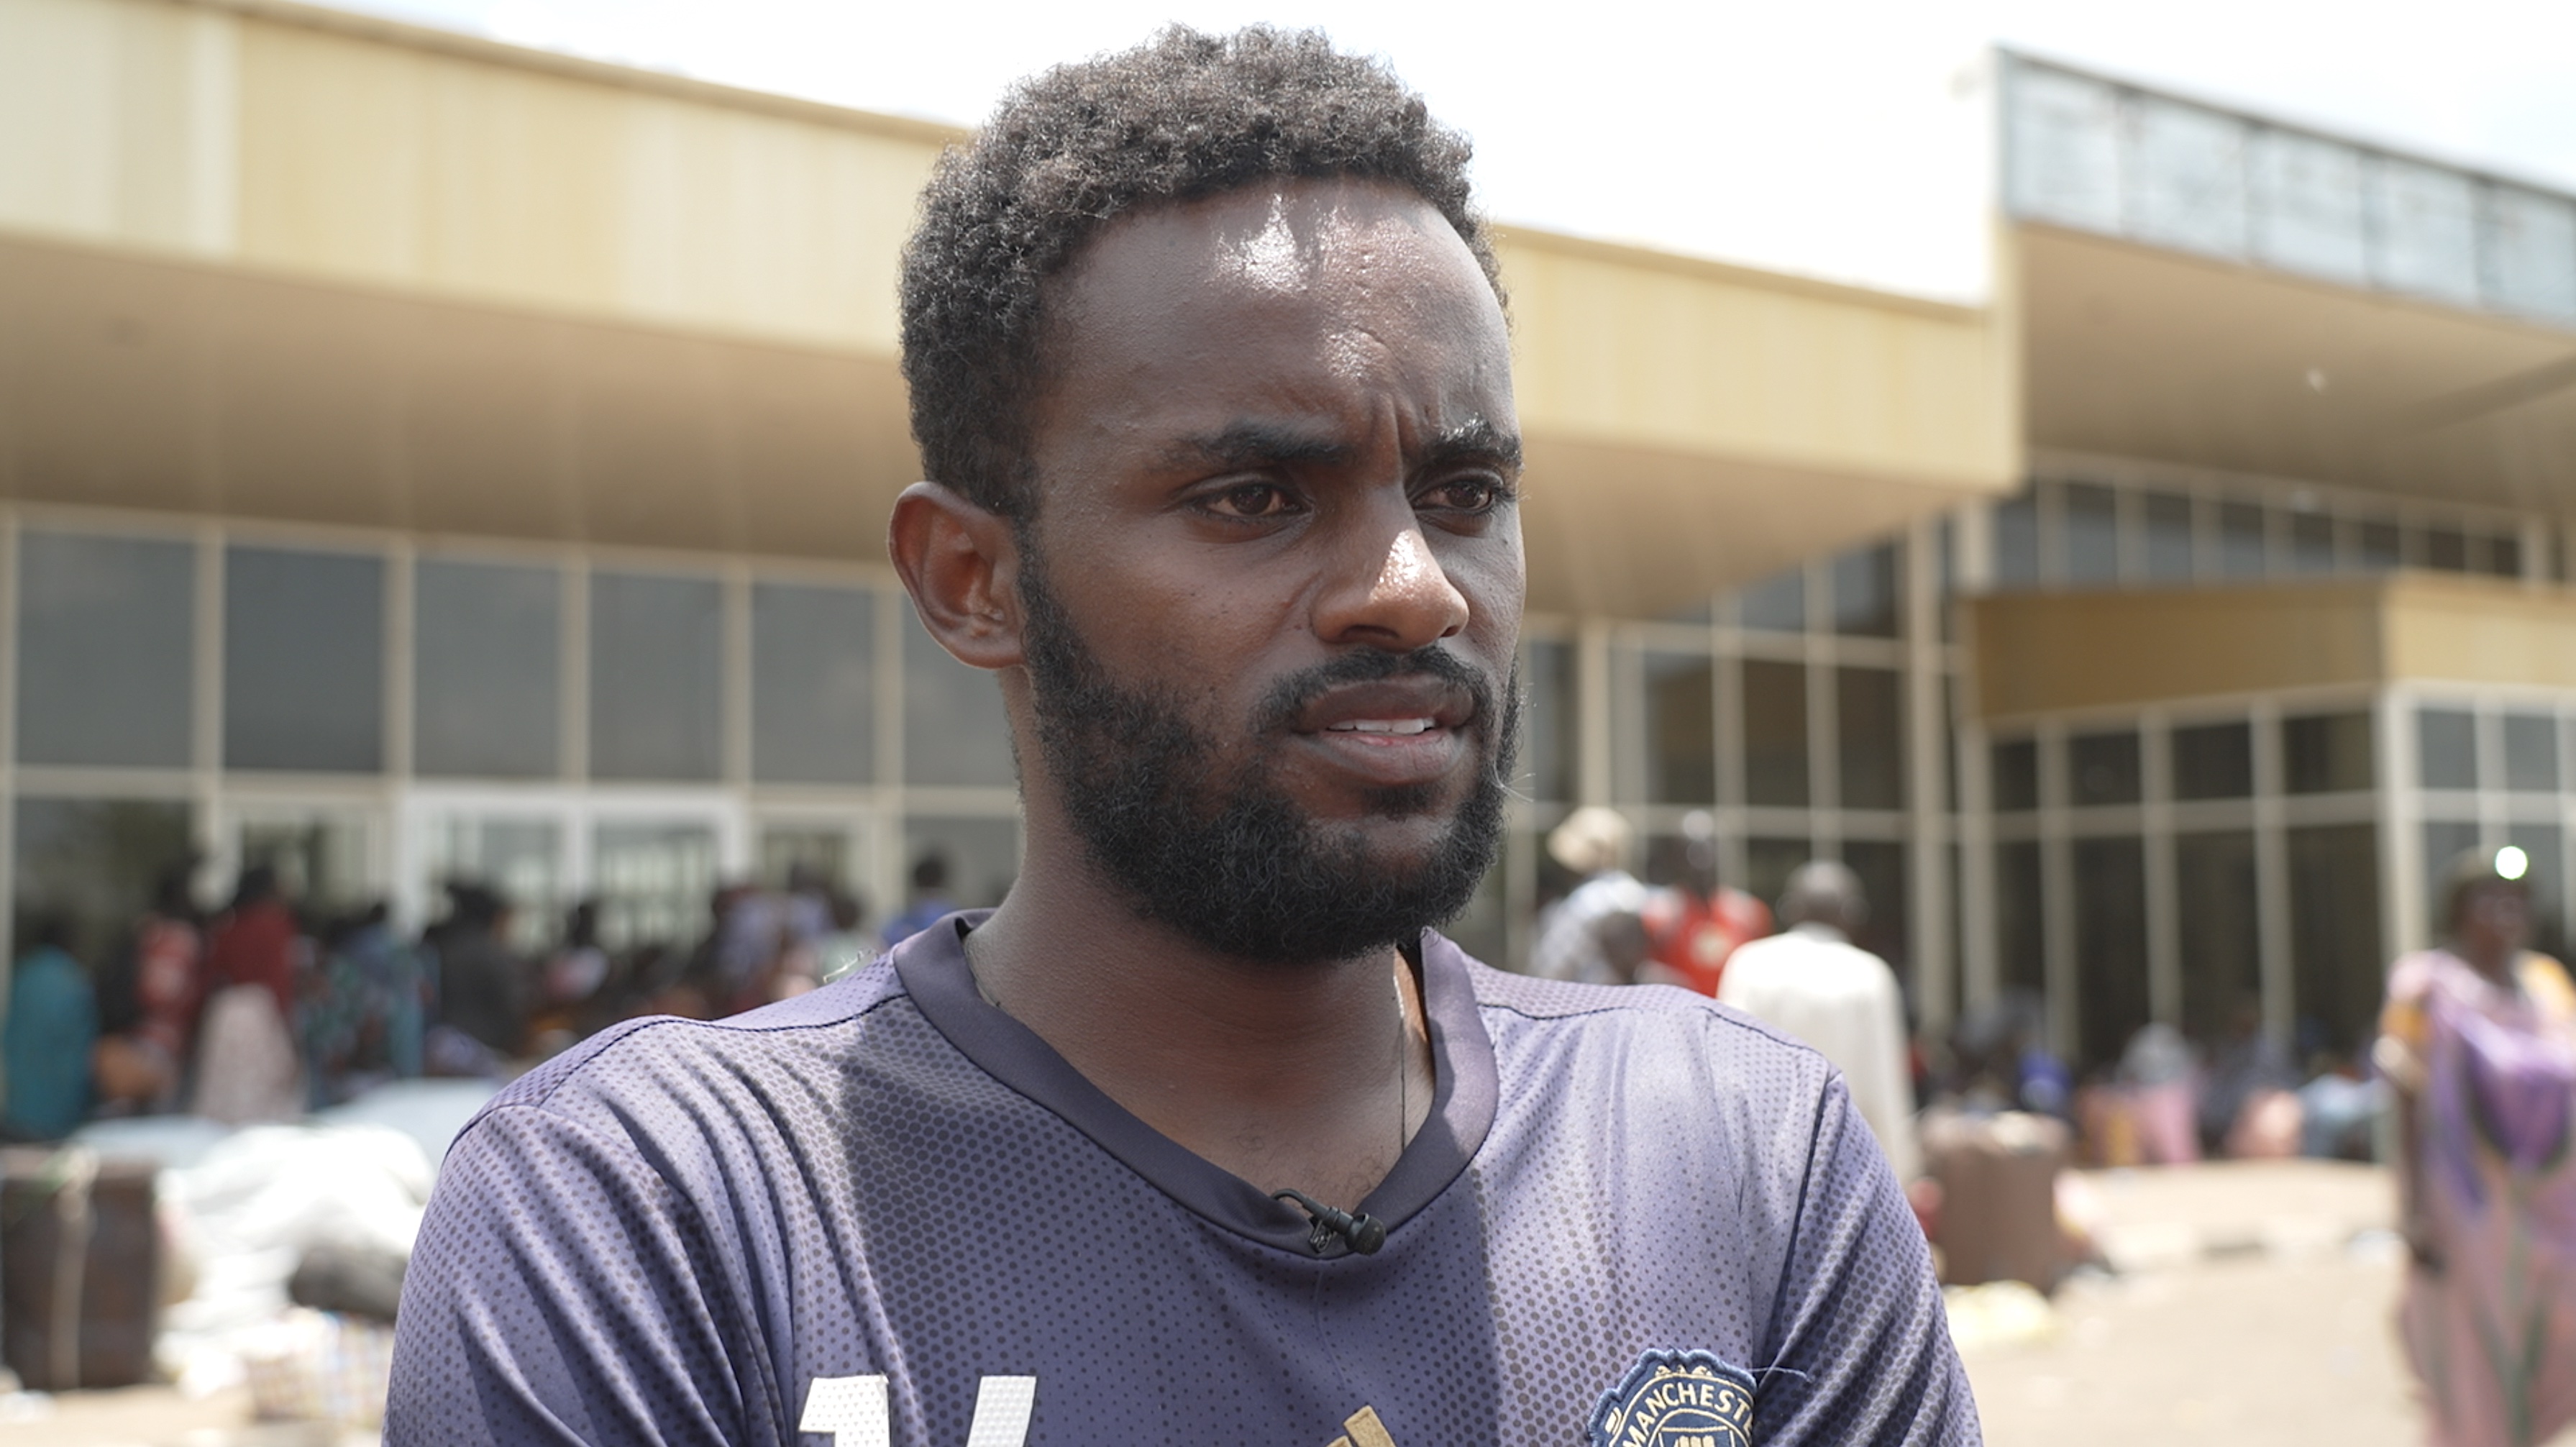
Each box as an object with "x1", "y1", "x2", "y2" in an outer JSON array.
[{"x1": 1272, "y1": 1189, "x2": 1387, "y2": 1256}]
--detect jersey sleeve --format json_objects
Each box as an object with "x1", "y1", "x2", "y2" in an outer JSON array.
[
  {"x1": 1753, "y1": 1074, "x2": 1979, "y2": 1447},
  {"x1": 386, "y1": 1103, "x2": 772, "y2": 1446}
]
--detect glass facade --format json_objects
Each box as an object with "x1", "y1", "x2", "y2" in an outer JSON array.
[
  {"x1": 0, "y1": 522, "x2": 1008, "y2": 961},
  {"x1": 416, "y1": 558, "x2": 561, "y2": 780},
  {"x1": 0, "y1": 449, "x2": 2568, "y2": 1077},
  {"x1": 2005, "y1": 52, "x2": 2576, "y2": 328},
  {"x1": 1947, "y1": 457, "x2": 2565, "y2": 1068}
]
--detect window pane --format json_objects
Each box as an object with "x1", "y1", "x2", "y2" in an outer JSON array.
[
  {"x1": 592, "y1": 819, "x2": 717, "y2": 951},
  {"x1": 2425, "y1": 528, "x2": 2468, "y2": 572},
  {"x1": 416, "y1": 559, "x2": 559, "y2": 779},
  {"x1": 901, "y1": 607, "x2": 1013, "y2": 788},
  {"x1": 2129, "y1": 97, "x2": 2252, "y2": 256},
  {"x1": 1831, "y1": 543, "x2": 1899, "y2": 637},
  {"x1": 2218, "y1": 502, "x2": 2267, "y2": 577},
  {"x1": 2489, "y1": 533, "x2": 2525, "y2": 580},
  {"x1": 238, "y1": 813, "x2": 372, "y2": 918},
  {"x1": 1998, "y1": 840, "x2": 2045, "y2": 999},
  {"x1": 419, "y1": 815, "x2": 563, "y2": 954},
  {"x1": 2505, "y1": 713, "x2": 2559, "y2": 793},
  {"x1": 2511, "y1": 823, "x2": 2566, "y2": 964},
  {"x1": 1745, "y1": 836, "x2": 1811, "y2": 912},
  {"x1": 2064, "y1": 482, "x2": 2119, "y2": 585},
  {"x1": 2416, "y1": 707, "x2": 2477, "y2": 790},
  {"x1": 11, "y1": 797, "x2": 193, "y2": 964},
  {"x1": 2142, "y1": 492, "x2": 2194, "y2": 582},
  {"x1": 2370, "y1": 157, "x2": 2479, "y2": 304},
  {"x1": 2291, "y1": 824, "x2": 2384, "y2": 1056},
  {"x1": 2069, "y1": 729, "x2": 2142, "y2": 806},
  {"x1": 1736, "y1": 568, "x2": 1806, "y2": 633},
  {"x1": 752, "y1": 582, "x2": 874, "y2": 785},
  {"x1": 901, "y1": 816, "x2": 1018, "y2": 915},
  {"x1": 2176, "y1": 830, "x2": 2260, "y2": 1044},
  {"x1": 2171, "y1": 720, "x2": 2253, "y2": 800},
  {"x1": 1994, "y1": 491, "x2": 2042, "y2": 588},
  {"x1": 1441, "y1": 834, "x2": 1512, "y2": 969},
  {"x1": 1521, "y1": 640, "x2": 1576, "y2": 804},
  {"x1": 1991, "y1": 738, "x2": 2040, "y2": 811},
  {"x1": 2074, "y1": 835, "x2": 2150, "y2": 1070},
  {"x1": 2007, "y1": 65, "x2": 2120, "y2": 229},
  {"x1": 1740, "y1": 659, "x2": 1808, "y2": 807},
  {"x1": 2289, "y1": 512, "x2": 2335, "y2": 573},
  {"x1": 2423, "y1": 820, "x2": 2482, "y2": 923},
  {"x1": 1837, "y1": 667, "x2": 1904, "y2": 811},
  {"x1": 759, "y1": 828, "x2": 851, "y2": 893},
  {"x1": 2358, "y1": 521, "x2": 2403, "y2": 571},
  {"x1": 1643, "y1": 651, "x2": 1715, "y2": 805},
  {"x1": 2486, "y1": 184, "x2": 2576, "y2": 322},
  {"x1": 17, "y1": 532, "x2": 194, "y2": 768},
  {"x1": 589, "y1": 572, "x2": 723, "y2": 782},
  {"x1": 224, "y1": 547, "x2": 384, "y2": 772},
  {"x1": 1842, "y1": 839, "x2": 1908, "y2": 974},
  {"x1": 2253, "y1": 130, "x2": 2368, "y2": 283},
  {"x1": 2285, "y1": 711, "x2": 2375, "y2": 794}
]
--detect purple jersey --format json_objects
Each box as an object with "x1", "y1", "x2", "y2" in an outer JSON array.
[{"x1": 388, "y1": 916, "x2": 1976, "y2": 1445}]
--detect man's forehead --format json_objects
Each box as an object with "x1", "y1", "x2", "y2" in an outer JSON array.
[{"x1": 1055, "y1": 177, "x2": 1499, "y2": 329}]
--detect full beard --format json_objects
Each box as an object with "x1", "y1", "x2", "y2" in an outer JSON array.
[{"x1": 1016, "y1": 547, "x2": 1516, "y2": 965}]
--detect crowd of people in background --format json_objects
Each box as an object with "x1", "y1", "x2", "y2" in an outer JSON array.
[
  {"x1": 0, "y1": 852, "x2": 947, "y2": 1144},
  {"x1": 1525, "y1": 803, "x2": 2386, "y2": 1177},
  {"x1": 0, "y1": 819, "x2": 2451, "y2": 1180}
]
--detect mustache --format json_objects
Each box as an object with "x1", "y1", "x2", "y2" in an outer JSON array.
[{"x1": 1250, "y1": 645, "x2": 1497, "y2": 736}]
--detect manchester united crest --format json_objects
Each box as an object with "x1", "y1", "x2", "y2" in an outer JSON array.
[{"x1": 1585, "y1": 1350, "x2": 1755, "y2": 1447}]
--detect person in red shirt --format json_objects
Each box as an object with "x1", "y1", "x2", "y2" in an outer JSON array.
[
  {"x1": 1640, "y1": 811, "x2": 1771, "y2": 996},
  {"x1": 202, "y1": 864, "x2": 301, "y2": 1024}
]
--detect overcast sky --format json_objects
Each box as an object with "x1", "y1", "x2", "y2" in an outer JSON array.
[{"x1": 337, "y1": 0, "x2": 2576, "y2": 303}]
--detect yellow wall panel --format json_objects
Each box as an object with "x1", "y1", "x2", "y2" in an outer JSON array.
[
  {"x1": 1499, "y1": 230, "x2": 2015, "y2": 492},
  {"x1": 229, "y1": 19, "x2": 940, "y2": 352},
  {"x1": 0, "y1": 0, "x2": 236, "y2": 251},
  {"x1": 2383, "y1": 576, "x2": 2576, "y2": 690},
  {"x1": 1970, "y1": 573, "x2": 2576, "y2": 722},
  {"x1": 1969, "y1": 583, "x2": 2385, "y2": 721}
]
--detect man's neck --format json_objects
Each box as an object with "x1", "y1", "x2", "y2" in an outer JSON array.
[{"x1": 961, "y1": 844, "x2": 1433, "y2": 1213}]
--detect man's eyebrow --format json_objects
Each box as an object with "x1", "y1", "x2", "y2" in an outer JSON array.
[
  {"x1": 1161, "y1": 421, "x2": 1353, "y2": 470},
  {"x1": 1422, "y1": 417, "x2": 1523, "y2": 469},
  {"x1": 1159, "y1": 417, "x2": 1522, "y2": 471}
]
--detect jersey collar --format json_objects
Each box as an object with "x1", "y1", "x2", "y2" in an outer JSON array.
[{"x1": 893, "y1": 911, "x2": 1499, "y2": 1256}]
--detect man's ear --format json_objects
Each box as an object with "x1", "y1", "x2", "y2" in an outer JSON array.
[{"x1": 888, "y1": 481, "x2": 1026, "y2": 670}]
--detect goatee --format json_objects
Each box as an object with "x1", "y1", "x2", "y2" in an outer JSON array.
[{"x1": 1017, "y1": 546, "x2": 1515, "y2": 964}]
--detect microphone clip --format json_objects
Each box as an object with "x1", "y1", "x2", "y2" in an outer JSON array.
[{"x1": 1272, "y1": 1188, "x2": 1387, "y2": 1256}]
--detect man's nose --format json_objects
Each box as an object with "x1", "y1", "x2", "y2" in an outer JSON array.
[{"x1": 1313, "y1": 504, "x2": 1470, "y2": 650}]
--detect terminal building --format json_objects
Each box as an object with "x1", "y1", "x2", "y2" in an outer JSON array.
[{"x1": 1, "y1": 0, "x2": 2570, "y2": 1070}]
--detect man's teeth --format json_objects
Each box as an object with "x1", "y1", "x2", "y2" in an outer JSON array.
[{"x1": 1328, "y1": 718, "x2": 1435, "y2": 735}]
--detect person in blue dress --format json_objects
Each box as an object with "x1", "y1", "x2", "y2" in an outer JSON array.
[{"x1": 4, "y1": 912, "x2": 99, "y2": 1141}]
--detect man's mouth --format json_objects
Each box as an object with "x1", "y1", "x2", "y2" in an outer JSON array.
[{"x1": 1325, "y1": 718, "x2": 1438, "y2": 737}]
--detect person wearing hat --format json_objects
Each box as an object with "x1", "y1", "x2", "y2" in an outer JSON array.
[{"x1": 1530, "y1": 806, "x2": 1653, "y2": 985}]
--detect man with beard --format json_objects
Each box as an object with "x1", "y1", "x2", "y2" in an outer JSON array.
[{"x1": 390, "y1": 27, "x2": 1973, "y2": 1446}]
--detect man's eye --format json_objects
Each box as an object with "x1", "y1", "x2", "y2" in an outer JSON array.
[
  {"x1": 1420, "y1": 478, "x2": 1505, "y2": 513},
  {"x1": 1206, "y1": 483, "x2": 1295, "y2": 519}
]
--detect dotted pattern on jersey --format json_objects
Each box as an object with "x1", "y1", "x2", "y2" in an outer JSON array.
[{"x1": 390, "y1": 947, "x2": 1977, "y2": 1446}]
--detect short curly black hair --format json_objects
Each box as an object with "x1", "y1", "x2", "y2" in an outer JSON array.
[{"x1": 898, "y1": 25, "x2": 1501, "y2": 519}]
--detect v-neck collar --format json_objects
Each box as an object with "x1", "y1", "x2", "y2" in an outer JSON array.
[{"x1": 892, "y1": 911, "x2": 1498, "y2": 1257}]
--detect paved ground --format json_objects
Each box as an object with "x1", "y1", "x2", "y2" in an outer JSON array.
[
  {"x1": 1964, "y1": 1237, "x2": 2419, "y2": 1445},
  {"x1": 0, "y1": 1385, "x2": 352, "y2": 1446},
  {"x1": 1957, "y1": 1157, "x2": 2576, "y2": 1446},
  {"x1": 0, "y1": 1159, "x2": 2533, "y2": 1445}
]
